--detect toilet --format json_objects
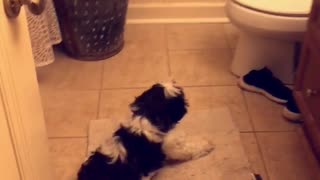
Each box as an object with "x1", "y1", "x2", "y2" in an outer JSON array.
[{"x1": 226, "y1": 0, "x2": 312, "y2": 83}]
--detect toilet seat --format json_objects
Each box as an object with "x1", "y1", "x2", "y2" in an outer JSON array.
[
  {"x1": 226, "y1": 0, "x2": 309, "y2": 41},
  {"x1": 225, "y1": 0, "x2": 312, "y2": 84},
  {"x1": 234, "y1": 0, "x2": 312, "y2": 17}
]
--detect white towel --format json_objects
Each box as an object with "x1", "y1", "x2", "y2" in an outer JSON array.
[{"x1": 26, "y1": 0, "x2": 62, "y2": 67}]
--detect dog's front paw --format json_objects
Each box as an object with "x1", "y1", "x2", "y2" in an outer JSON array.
[
  {"x1": 191, "y1": 138, "x2": 214, "y2": 159},
  {"x1": 163, "y1": 131, "x2": 214, "y2": 161}
]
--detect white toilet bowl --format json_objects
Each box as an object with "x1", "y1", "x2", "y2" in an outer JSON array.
[{"x1": 226, "y1": 0, "x2": 312, "y2": 83}]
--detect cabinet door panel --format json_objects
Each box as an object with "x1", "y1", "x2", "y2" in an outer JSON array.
[
  {"x1": 294, "y1": 0, "x2": 320, "y2": 160},
  {"x1": 301, "y1": 48, "x2": 320, "y2": 120}
]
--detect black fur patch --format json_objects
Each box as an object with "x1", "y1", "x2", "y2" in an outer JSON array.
[
  {"x1": 254, "y1": 174, "x2": 263, "y2": 180},
  {"x1": 78, "y1": 127, "x2": 165, "y2": 180},
  {"x1": 130, "y1": 84, "x2": 188, "y2": 132},
  {"x1": 78, "y1": 151, "x2": 140, "y2": 180},
  {"x1": 115, "y1": 127, "x2": 165, "y2": 175}
]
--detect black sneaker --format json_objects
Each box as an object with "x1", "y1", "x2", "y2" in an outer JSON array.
[
  {"x1": 283, "y1": 93, "x2": 302, "y2": 122},
  {"x1": 239, "y1": 67, "x2": 291, "y2": 104}
]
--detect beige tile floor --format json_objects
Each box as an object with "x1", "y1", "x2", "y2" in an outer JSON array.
[{"x1": 37, "y1": 24, "x2": 320, "y2": 180}]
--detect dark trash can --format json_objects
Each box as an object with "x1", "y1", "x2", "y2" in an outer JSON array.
[{"x1": 54, "y1": 0, "x2": 128, "y2": 60}]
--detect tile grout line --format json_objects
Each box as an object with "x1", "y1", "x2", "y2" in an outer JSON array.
[
  {"x1": 48, "y1": 136, "x2": 88, "y2": 139},
  {"x1": 96, "y1": 60, "x2": 106, "y2": 119},
  {"x1": 102, "y1": 87, "x2": 147, "y2": 90},
  {"x1": 240, "y1": 89, "x2": 256, "y2": 132},
  {"x1": 222, "y1": 23, "x2": 235, "y2": 50},
  {"x1": 222, "y1": 24, "x2": 237, "y2": 60},
  {"x1": 240, "y1": 89, "x2": 271, "y2": 180},
  {"x1": 46, "y1": 85, "x2": 242, "y2": 92},
  {"x1": 252, "y1": 132, "x2": 271, "y2": 180},
  {"x1": 240, "y1": 130, "x2": 297, "y2": 133},
  {"x1": 164, "y1": 24, "x2": 172, "y2": 77},
  {"x1": 182, "y1": 84, "x2": 237, "y2": 88},
  {"x1": 87, "y1": 59, "x2": 107, "y2": 155},
  {"x1": 99, "y1": 84, "x2": 239, "y2": 91},
  {"x1": 41, "y1": 88, "x2": 103, "y2": 92},
  {"x1": 168, "y1": 47, "x2": 233, "y2": 52}
]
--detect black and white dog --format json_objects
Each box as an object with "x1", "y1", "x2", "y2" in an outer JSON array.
[{"x1": 78, "y1": 82, "x2": 213, "y2": 180}]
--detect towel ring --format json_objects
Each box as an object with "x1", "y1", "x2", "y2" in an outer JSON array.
[{"x1": 4, "y1": 0, "x2": 45, "y2": 18}]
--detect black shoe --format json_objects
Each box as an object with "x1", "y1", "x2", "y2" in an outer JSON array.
[
  {"x1": 283, "y1": 93, "x2": 302, "y2": 122},
  {"x1": 239, "y1": 67, "x2": 291, "y2": 103}
]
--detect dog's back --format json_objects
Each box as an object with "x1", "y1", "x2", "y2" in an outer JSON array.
[
  {"x1": 78, "y1": 126, "x2": 165, "y2": 180},
  {"x1": 115, "y1": 126, "x2": 166, "y2": 175},
  {"x1": 78, "y1": 151, "x2": 141, "y2": 180}
]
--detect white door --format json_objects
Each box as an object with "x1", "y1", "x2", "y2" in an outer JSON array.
[
  {"x1": 0, "y1": 95, "x2": 20, "y2": 180},
  {"x1": 0, "y1": 1, "x2": 53, "y2": 180}
]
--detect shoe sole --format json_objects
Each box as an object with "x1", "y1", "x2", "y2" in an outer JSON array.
[
  {"x1": 282, "y1": 107, "x2": 302, "y2": 123},
  {"x1": 238, "y1": 77, "x2": 288, "y2": 104}
]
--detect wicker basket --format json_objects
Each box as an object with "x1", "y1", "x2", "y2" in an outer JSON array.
[{"x1": 53, "y1": 0, "x2": 128, "y2": 60}]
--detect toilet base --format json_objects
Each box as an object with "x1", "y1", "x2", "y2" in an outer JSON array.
[{"x1": 231, "y1": 32, "x2": 295, "y2": 84}]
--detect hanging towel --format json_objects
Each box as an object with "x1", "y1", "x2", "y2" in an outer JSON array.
[{"x1": 26, "y1": 0, "x2": 62, "y2": 67}]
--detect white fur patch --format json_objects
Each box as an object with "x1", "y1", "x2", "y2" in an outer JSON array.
[
  {"x1": 122, "y1": 116, "x2": 165, "y2": 143},
  {"x1": 161, "y1": 82, "x2": 182, "y2": 99},
  {"x1": 97, "y1": 117, "x2": 165, "y2": 164},
  {"x1": 98, "y1": 136, "x2": 127, "y2": 163},
  {"x1": 162, "y1": 130, "x2": 214, "y2": 161},
  {"x1": 130, "y1": 105, "x2": 139, "y2": 112}
]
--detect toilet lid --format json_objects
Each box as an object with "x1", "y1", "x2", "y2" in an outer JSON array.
[{"x1": 234, "y1": 0, "x2": 312, "y2": 16}]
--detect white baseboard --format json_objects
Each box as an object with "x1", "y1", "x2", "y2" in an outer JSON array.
[{"x1": 127, "y1": 2, "x2": 229, "y2": 24}]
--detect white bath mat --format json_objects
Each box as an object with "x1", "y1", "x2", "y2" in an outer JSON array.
[{"x1": 88, "y1": 108, "x2": 253, "y2": 180}]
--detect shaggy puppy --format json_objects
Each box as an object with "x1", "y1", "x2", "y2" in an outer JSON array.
[{"x1": 78, "y1": 83, "x2": 214, "y2": 180}]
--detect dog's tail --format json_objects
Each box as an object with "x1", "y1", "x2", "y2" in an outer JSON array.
[
  {"x1": 251, "y1": 173, "x2": 263, "y2": 180},
  {"x1": 160, "y1": 82, "x2": 182, "y2": 99}
]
